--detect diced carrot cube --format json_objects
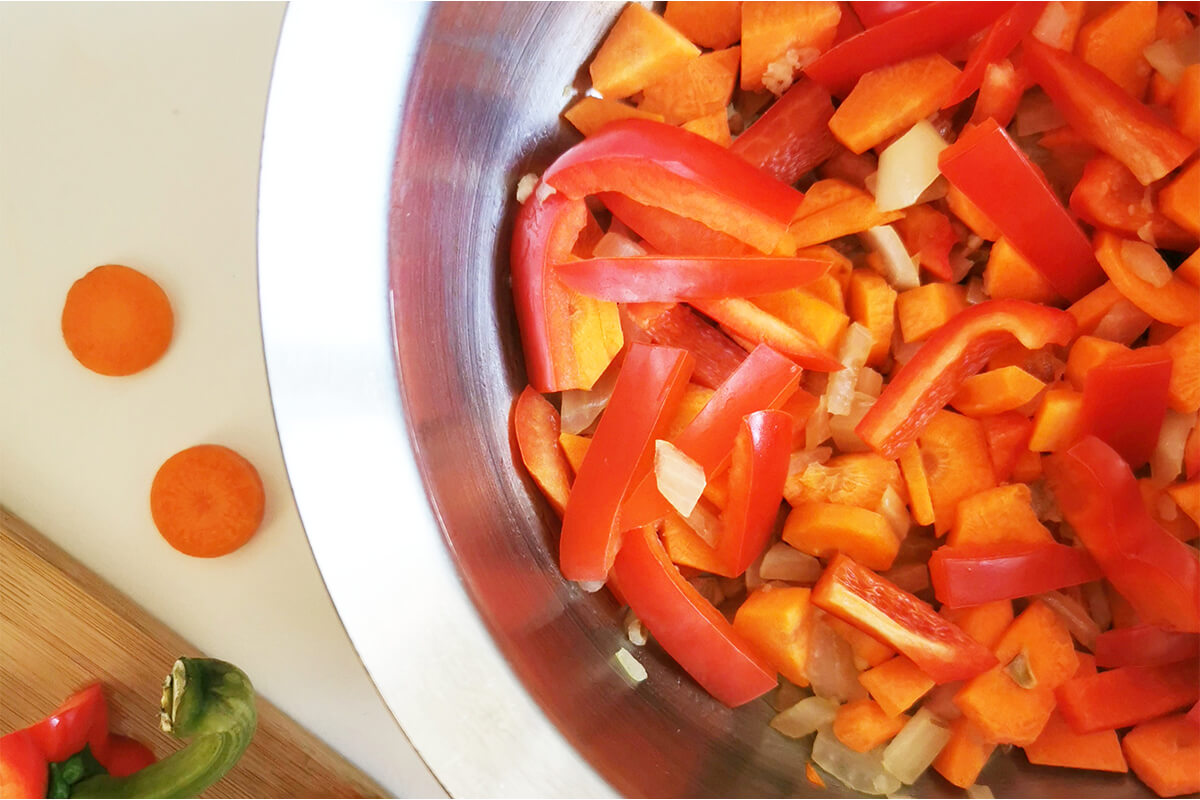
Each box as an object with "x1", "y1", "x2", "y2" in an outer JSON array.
[
  {"x1": 984, "y1": 237, "x2": 1062, "y2": 305},
  {"x1": 1140, "y1": 478, "x2": 1198, "y2": 542},
  {"x1": 640, "y1": 47, "x2": 740, "y2": 125},
  {"x1": 946, "y1": 184, "x2": 1001, "y2": 241},
  {"x1": 1173, "y1": 64, "x2": 1200, "y2": 145},
  {"x1": 558, "y1": 432, "x2": 591, "y2": 475},
  {"x1": 896, "y1": 282, "x2": 968, "y2": 344},
  {"x1": 1076, "y1": 1, "x2": 1157, "y2": 98},
  {"x1": 783, "y1": 502, "x2": 901, "y2": 571},
  {"x1": 948, "y1": 484, "x2": 1054, "y2": 549},
  {"x1": 661, "y1": 511, "x2": 733, "y2": 576},
  {"x1": 1167, "y1": 480, "x2": 1200, "y2": 528},
  {"x1": 833, "y1": 699, "x2": 908, "y2": 753},
  {"x1": 847, "y1": 269, "x2": 897, "y2": 368},
  {"x1": 740, "y1": 1, "x2": 841, "y2": 93},
  {"x1": 859, "y1": 656, "x2": 935, "y2": 718},
  {"x1": 783, "y1": 452, "x2": 903, "y2": 510},
  {"x1": 751, "y1": 289, "x2": 849, "y2": 352},
  {"x1": 732, "y1": 585, "x2": 814, "y2": 686},
  {"x1": 1160, "y1": 160, "x2": 1200, "y2": 237},
  {"x1": 663, "y1": 0, "x2": 742, "y2": 50},
  {"x1": 943, "y1": 600, "x2": 1014, "y2": 651},
  {"x1": 563, "y1": 97, "x2": 665, "y2": 137},
  {"x1": 590, "y1": 3, "x2": 701, "y2": 99},
  {"x1": 1024, "y1": 710, "x2": 1128, "y2": 772},
  {"x1": 681, "y1": 109, "x2": 733, "y2": 147},
  {"x1": 933, "y1": 717, "x2": 998, "y2": 789},
  {"x1": 665, "y1": 383, "x2": 716, "y2": 440},
  {"x1": 1065, "y1": 335, "x2": 1131, "y2": 390},
  {"x1": 787, "y1": 179, "x2": 904, "y2": 248},
  {"x1": 827, "y1": 616, "x2": 896, "y2": 669},
  {"x1": 1122, "y1": 714, "x2": 1200, "y2": 797},
  {"x1": 950, "y1": 366, "x2": 1046, "y2": 418},
  {"x1": 917, "y1": 411, "x2": 997, "y2": 535},
  {"x1": 1029, "y1": 388, "x2": 1084, "y2": 452}
]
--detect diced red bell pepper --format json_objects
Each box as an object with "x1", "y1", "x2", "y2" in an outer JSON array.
[
  {"x1": 1079, "y1": 345, "x2": 1173, "y2": 469},
  {"x1": 94, "y1": 735, "x2": 156, "y2": 778},
  {"x1": 1057, "y1": 660, "x2": 1200, "y2": 734},
  {"x1": 27, "y1": 682, "x2": 108, "y2": 763},
  {"x1": 980, "y1": 411, "x2": 1035, "y2": 483},
  {"x1": 555, "y1": 255, "x2": 830, "y2": 303},
  {"x1": 0, "y1": 730, "x2": 47, "y2": 800},
  {"x1": 1045, "y1": 436, "x2": 1200, "y2": 633},
  {"x1": 1022, "y1": 37, "x2": 1197, "y2": 185},
  {"x1": 728, "y1": 78, "x2": 837, "y2": 186},
  {"x1": 812, "y1": 553, "x2": 998, "y2": 684},
  {"x1": 856, "y1": 300, "x2": 1077, "y2": 460},
  {"x1": 623, "y1": 303, "x2": 745, "y2": 390},
  {"x1": 544, "y1": 119, "x2": 804, "y2": 254},
  {"x1": 805, "y1": 2, "x2": 1011, "y2": 96},
  {"x1": 849, "y1": 1, "x2": 929, "y2": 27},
  {"x1": 713, "y1": 410, "x2": 792, "y2": 576},
  {"x1": 612, "y1": 525, "x2": 777, "y2": 706},
  {"x1": 938, "y1": 119, "x2": 1103, "y2": 301},
  {"x1": 1069, "y1": 156, "x2": 1198, "y2": 253},
  {"x1": 621, "y1": 344, "x2": 801, "y2": 529},
  {"x1": 560, "y1": 343, "x2": 694, "y2": 583},
  {"x1": 943, "y1": 2, "x2": 1046, "y2": 107},
  {"x1": 929, "y1": 543, "x2": 1104, "y2": 608},
  {"x1": 1094, "y1": 625, "x2": 1200, "y2": 669}
]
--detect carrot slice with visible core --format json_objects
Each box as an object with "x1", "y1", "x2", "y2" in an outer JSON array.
[{"x1": 150, "y1": 445, "x2": 265, "y2": 558}]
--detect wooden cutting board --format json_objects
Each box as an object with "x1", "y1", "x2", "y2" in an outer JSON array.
[{"x1": 0, "y1": 507, "x2": 388, "y2": 798}]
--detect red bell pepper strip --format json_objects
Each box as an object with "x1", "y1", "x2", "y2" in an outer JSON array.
[
  {"x1": 812, "y1": 553, "x2": 998, "y2": 684},
  {"x1": 621, "y1": 344, "x2": 801, "y2": 529},
  {"x1": 612, "y1": 525, "x2": 777, "y2": 706},
  {"x1": 942, "y1": 2, "x2": 1045, "y2": 107},
  {"x1": 1079, "y1": 346, "x2": 1173, "y2": 469},
  {"x1": 849, "y1": 1, "x2": 929, "y2": 27},
  {"x1": 713, "y1": 410, "x2": 792, "y2": 577},
  {"x1": 624, "y1": 303, "x2": 745, "y2": 390},
  {"x1": 805, "y1": 2, "x2": 1011, "y2": 96},
  {"x1": 94, "y1": 735, "x2": 156, "y2": 778},
  {"x1": 689, "y1": 298, "x2": 843, "y2": 372},
  {"x1": 728, "y1": 78, "x2": 837, "y2": 186},
  {"x1": 1069, "y1": 156, "x2": 1197, "y2": 253},
  {"x1": 0, "y1": 729, "x2": 48, "y2": 800},
  {"x1": 856, "y1": 300, "x2": 1077, "y2": 460},
  {"x1": 600, "y1": 193, "x2": 753, "y2": 257},
  {"x1": 1189, "y1": 701, "x2": 1200, "y2": 728},
  {"x1": 1045, "y1": 436, "x2": 1200, "y2": 633},
  {"x1": 554, "y1": 256, "x2": 830, "y2": 303},
  {"x1": 938, "y1": 119, "x2": 1103, "y2": 301},
  {"x1": 560, "y1": 343, "x2": 694, "y2": 583},
  {"x1": 1094, "y1": 625, "x2": 1200, "y2": 669},
  {"x1": 1022, "y1": 37, "x2": 1197, "y2": 185},
  {"x1": 28, "y1": 682, "x2": 109, "y2": 763},
  {"x1": 543, "y1": 119, "x2": 804, "y2": 254},
  {"x1": 1056, "y1": 660, "x2": 1200, "y2": 734},
  {"x1": 928, "y1": 543, "x2": 1104, "y2": 608}
]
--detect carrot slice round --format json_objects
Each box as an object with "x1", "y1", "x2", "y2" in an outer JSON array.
[
  {"x1": 150, "y1": 445, "x2": 266, "y2": 558},
  {"x1": 61, "y1": 264, "x2": 174, "y2": 376}
]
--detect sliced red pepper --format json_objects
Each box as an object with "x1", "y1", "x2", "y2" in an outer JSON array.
[
  {"x1": 812, "y1": 553, "x2": 998, "y2": 684},
  {"x1": 544, "y1": 119, "x2": 804, "y2": 254},
  {"x1": 27, "y1": 682, "x2": 108, "y2": 763},
  {"x1": 848, "y1": 1, "x2": 930, "y2": 27},
  {"x1": 1023, "y1": 37, "x2": 1197, "y2": 185},
  {"x1": 1079, "y1": 346, "x2": 1172, "y2": 469},
  {"x1": 1056, "y1": 660, "x2": 1200, "y2": 734},
  {"x1": 805, "y1": 2, "x2": 1011, "y2": 96},
  {"x1": 1069, "y1": 155, "x2": 1198, "y2": 253},
  {"x1": 612, "y1": 525, "x2": 777, "y2": 706},
  {"x1": 928, "y1": 543, "x2": 1104, "y2": 608},
  {"x1": 621, "y1": 344, "x2": 801, "y2": 529},
  {"x1": 938, "y1": 119, "x2": 1103, "y2": 301},
  {"x1": 689, "y1": 298, "x2": 842, "y2": 371},
  {"x1": 728, "y1": 78, "x2": 837, "y2": 186},
  {"x1": 1094, "y1": 625, "x2": 1200, "y2": 669},
  {"x1": 554, "y1": 256, "x2": 830, "y2": 303},
  {"x1": 94, "y1": 735, "x2": 156, "y2": 778},
  {"x1": 1189, "y1": 701, "x2": 1200, "y2": 728},
  {"x1": 713, "y1": 410, "x2": 792, "y2": 576},
  {"x1": 623, "y1": 303, "x2": 745, "y2": 390},
  {"x1": 560, "y1": 343, "x2": 694, "y2": 583},
  {"x1": 1045, "y1": 436, "x2": 1200, "y2": 633},
  {"x1": 969, "y1": 58, "x2": 1025, "y2": 128},
  {"x1": 856, "y1": 300, "x2": 1077, "y2": 460},
  {"x1": 942, "y1": 2, "x2": 1045, "y2": 107},
  {"x1": 0, "y1": 729, "x2": 48, "y2": 800},
  {"x1": 898, "y1": 204, "x2": 956, "y2": 280},
  {"x1": 600, "y1": 193, "x2": 752, "y2": 257}
]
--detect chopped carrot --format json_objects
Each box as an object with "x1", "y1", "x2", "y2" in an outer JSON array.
[
  {"x1": 787, "y1": 179, "x2": 904, "y2": 248},
  {"x1": 847, "y1": 269, "x2": 897, "y2": 368},
  {"x1": 1122, "y1": 714, "x2": 1200, "y2": 797},
  {"x1": 639, "y1": 47, "x2": 740, "y2": 126},
  {"x1": 665, "y1": 383, "x2": 717, "y2": 440},
  {"x1": 60, "y1": 264, "x2": 174, "y2": 376},
  {"x1": 1075, "y1": 1, "x2": 1157, "y2": 98},
  {"x1": 933, "y1": 716, "x2": 997, "y2": 789},
  {"x1": 1032, "y1": 1, "x2": 1086, "y2": 51},
  {"x1": 898, "y1": 204, "x2": 957, "y2": 281},
  {"x1": 1065, "y1": 335, "x2": 1130, "y2": 390},
  {"x1": 950, "y1": 366, "x2": 1046, "y2": 418},
  {"x1": 828, "y1": 616, "x2": 896, "y2": 669},
  {"x1": 1179, "y1": 250, "x2": 1200, "y2": 288},
  {"x1": 783, "y1": 452, "x2": 903, "y2": 510},
  {"x1": 681, "y1": 109, "x2": 733, "y2": 147},
  {"x1": 804, "y1": 761, "x2": 825, "y2": 789},
  {"x1": 1068, "y1": 280, "x2": 1125, "y2": 337},
  {"x1": 780, "y1": 388, "x2": 820, "y2": 449},
  {"x1": 751, "y1": 289, "x2": 848, "y2": 353},
  {"x1": 739, "y1": 2, "x2": 841, "y2": 92},
  {"x1": 1167, "y1": 480, "x2": 1200, "y2": 528},
  {"x1": 801, "y1": 274, "x2": 848, "y2": 313},
  {"x1": 563, "y1": 97, "x2": 665, "y2": 137},
  {"x1": 557, "y1": 432, "x2": 591, "y2": 475},
  {"x1": 731, "y1": 586, "x2": 814, "y2": 686},
  {"x1": 1011, "y1": 449, "x2": 1044, "y2": 484},
  {"x1": 898, "y1": 443, "x2": 935, "y2": 527},
  {"x1": 690, "y1": 297, "x2": 841, "y2": 370},
  {"x1": 1095, "y1": 233, "x2": 1200, "y2": 327},
  {"x1": 1140, "y1": 478, "x2": 1198, "y2": 542},
  {"x1": 917, "y1": 410, "x2": 997, "y2": 535},
  {"x1": 1163, "y1": 323, "x2": 1200, "y2": 413},
  {"x1": 1025, "y1": 709, "x2": 1129, "y2": 773},
  {"x1": 828, "y1": 54, "x2": 961, "y2": 154},
  {"x1": 660, "y1": 512, "x2": 733, "y2": 576},
  {"x1": 896, "y1": 282, "x2": 968, "y2": 344},
  {"x1": 980, "y1": 412, "x2": 1036, "y2": 483},
  {"x1": 783, "y1": 502, "x2": 900, "y2": 571},
  {"x1": 1029, "y1": 388, "x2": 1084, "y2": 452},
  {"x1": 1173, "y1": 65, "x2": 1200, "y2": 145},
  {"x1": 983, "y1": 237, "x2": 1062, "y2": 305},
  {"x1": 514, "y1": 388, "x2": 573, "y2": 516},
  {"x1": 149, "y1": 444, "x2": 265, "y2": 558},
  {"x1": 589, "y1": 3, "x2": 701, "y2": 100},
  {"x1": 994, "y1": 600, "x2": 1080, "y2": 689},
  {"x1": 1159, "y1": 160, "x2": 1200, "y2": 238},
  {"x1": 943, "y1": 600, "x2": 1014, "y2": 651},
  {"x1": 945, "y1": 184, "x2": 1001, "y2": 241},
  {"x1": 859, "y1": 656, "x2": 935, "y2": 718},
  {"x1": 948, "y1": 484, "x2": 1054, "y2": 549},
  {"x1": 833, "y1": 699, "x2": 908, "y2": 753},
  {"x1": 663, "y1": 1, "x2": 741, "y2": 50}
]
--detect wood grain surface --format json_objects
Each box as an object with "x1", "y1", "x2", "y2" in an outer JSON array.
[{"x1": 0, "y1": 507, "x2": 388, "y2": 798}]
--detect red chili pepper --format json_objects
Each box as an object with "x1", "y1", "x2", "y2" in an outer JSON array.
[
  {"x1": 94, "y1": 735, "x2": 156, "y2": 778},
  {"x1": 938, "y1": 119, "x2": 1103, "y2": 301},
  {"x1": 848, "y1": 1, "x2": 929, "y2": 27},
  {"x1": 1094, "y1": 625, "x2": 1200, "y2": 669},
  {"x1": 928, "y1": 543, "x2": 1104, "y2": 608},
  {"x1": 1022, "y1": 37, "x2": 1197, "y2": 186},
  {"x1": 1045, "y1": 437, "x2": 1200, "y2": 633},
  {"x1": 621, "y1": 344, "x2": 801, "y2": 530},
  {"x1": 554, "y1": 256, "x2": 830, "y2": 303},
  {"x1": 812, "y1": 553, "x2": 998, "y2": 684},
  {"x1": 713, "y1": 410, "x2": 792, "y2": 576},
  {"x1": 1079, "y1": 346, "x2": 1172, "y2": 469},
  {"x1": 805, "y1": 2, "x2": 1011, "y2": 96},
  {"x1": 27, "y1": 682, "x2": 108, "y2": 763},
  {"x1": 856, "y1": 300, "x2": 1076, "y2": 460},
  {"x1": 942, "y1": 2, "x2": 1045, "y2": 107},
  {"x1": 0, "y1": 730, "x2": 48, "y2": 800},
  {"x1": 728, "y1": 78, "x2": 837, "y2": 186},
  {"x1": 612, "y1": 525, "x2": 777, "y2": 706},
  {"x1": 624, "y1": 303, "x2": 746, "y2": 390},
  {"x1": 560, "y1": 343, "x2": 694, "y2": 583},
  {"x1": 544, "y1": 119, "x2": 804, "y2": 254},
  {"x1": 1056, "y1": 660, "x2": 1200, "y2": 734}
]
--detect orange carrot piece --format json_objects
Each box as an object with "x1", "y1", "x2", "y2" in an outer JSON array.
[
  {"x1": 984, "y1": 237, "x2": 1062, "y2": 305},
  {"x1": 1067, "y1": 280, "x2": 1125, "y2": 337},
  {"x1": 787, "y1": 179, "x2": 904, "y2": 248},
  {"x1": 896, "y1": 283, "x2": 968, "y2": 344},
  {"x1": 859, "y1": 656, "x2": 935, "y2": 718},
  {"x1": 898, "y1": 442, "x2": 935, "y2": 527},
  {"x1": 558, "y1": 432, "x2": 591, "y2": 475},
  {"x1": 563, "y1": 97, "x2": 665, "y2": 137},
  {"x1": 946, "y1": 184, "x2": 1001, "y2": 241},
  {"x1": 664, "y1": 383, "x2": 716, "y2": 440},
  {"x1": 150, "y1": 444, "x2": 265, "y2": 558},
  {"x1": 933, "y1": 717, "x2": 998, "y2": 789},
  {"x1": 828, "y1": 616, "x2": 897, "y2": 669},
  {"x1": 60, "y1": 264, "x2": 173, "y2": 376},
  {"x1": 1141, "y1": 478, "x2": 1199, "y2": 542},
  {"x1": 948, "y1": 484, "x2": 1054, "y2": 549},
  {"x1": 751, "y1": 289, "x2": 848, "y2": 353},
  {"x1": 943, "y1": 600, "x2": 1014, "y2": 651},
  {"x1": 1032, "y1": 1, "x2": 1086, "y2": 51},
  {"x1": 833, "y1": 699, "x2": 908, "y2": 753},
  {"x1": 1011, "y1": 449, "x2": 1045, "y2": 484},
  {"x1": 1164, "y1": 323, "x2": 1200, "y2": 413},
  {"x1": 639, "y1": 47, "x2": 740, "y2": 125},
  {"x1": 783, "y1": 502, "x2": 901, "y2": 571},
  {"x1": 828, "y1": 54, "x2": 961, "y2": 154},
  {"x1": 663, "y1": 1, "x2": 742, "y2": 50},
  {"x1": 681, "y1": 109, "x2": 733, "y2": 147},
  {"x1": 805, "y1": 761, "x2": 825, "y2": 788},
  {"x1": 1028, "y1": 388, "x2": 1084, "y2": 452},
  {"x1": 514, "y1": 387, "x2": 573, "y2": 516},
  {"x1": 950, "y1": 366, "x2": 1046, "y2": 418},
  {"x1": 739, "y1": 1, "x2": 841, "y2": 92},
  {"x1": 1025, "y1": 710, "x2": 1129, "y2": 773},
  {"x1": 732, "y1": 586, "x2": 814, "y2": 686},
  {"x1": 1159, "y1": 160, "x2": 1200, "y2": 238},
  {"x1": 917, "y1": 410, "x2": 997, "y2": 535},
  {"x1": 1173, "y1": 65, "x2": 1200, "y2": 145},
  {"x1": 589, "y1": 3, "x2": 701, "y2": 100},
  {"x1": 1065, "y1": 335, "x2": 1130, "y2": 390},
  {"x1": 995, "y1": 599, "x2": 1080, "y2": 688},
  {"x1": 1122, "y1": 714, "x2": 1200, "y2": 797},
  {"x1": 660, "y1": 511, "x2": 734, "y2": 576},
  {"x1": 1167, "y1": 480, "x2": 1200, "y2": 528},
  {"x1": 1076, "y1": 1, "x2": 1157, "y2": 98},
  {"x1": 783, "y1": 452, "x2": 903, "y2": 509},
  {"x1": 801, "y1": 274, "x2": 848, "y2": 313},
  {"x1": 848, "y1": 269, "x2": 897, "y2": 368},
  {"x1": 1096, "y1": 232, "x2": 1200, "y2": 326},
  {"x1": 1179, "y1": 250, "x2": 1200, "y2": 288}
]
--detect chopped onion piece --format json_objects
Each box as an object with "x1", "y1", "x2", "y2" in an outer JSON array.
[
  {"x1": 578, "y1": 580, "x2": 605, "y2": 593},
  {"x1": 613, "y1": 647, "x2": 647, "y2": 684},
  {"x1": 882, "y1": 708, "x2": 952, "y2": 785},
  {"x1": 892, "y1": 338, "x2": 923, "y2": 368},
  {"x1": 864, "y1": 171, "x2": 879, "y2": 196},
  {"x1": 1028, "y1": 479, "x2": 1063, "y2": 522},
  {"x1": 966, "y1": 785, "x2": 995, "y2": 800},
  {"x1": 535, "y1": 180, "x2": 557, "y2": 203},
  {"x1": 1040, "y1": 589, "x2": 1100, "y2": 650},
  {"x1": 719, "y1": 575, "x2": 747, "y2": 601},
  {"x1": 914, "y1": 175, "x2": 950, "y2": 204},
  {"x1": 624, "y1": 608, "x2": 648, "y2": 646},
  {"x1": 592, "y1": 230, "x2": 648, "y2": 258},
  {"x1": 655, "y1": 440, "x2": 707, "y2": 518},
  {"x1": 830, "y1": 392, "x2": 876, "y2": 453},
  {"x1": 806, "y1": 395, "x2": 833, "y2": 449},
  {"x1": 877, "y1": 484, "x2": 911, "y2": 539},
  {"x1": 1137, "y1": 221, "x2": 1159, "y2": 249},
  {"x1": 771, "y1": 696, "x2": 839, "y2": 738},
  {"x1": 875, "y1": 121, "x2": 948, "y2": 212},
  {"x1": 827, "y1": 323, "x2": 875, "y2": 416},
  {"x1": 1121, "y1": 240, "x2": 1173, "y2": 287},
  {"x1": 789, "y1": 446, "x2": 834, "y2": 478},
  {"x1": 1092, "y1": 298, "x2": 1153, "y2": 342},
  {"x1": 966, "y1": 276, "x2": 988, "y2": 305},
  {"x1": 808, "y1": 616, "x2": 868, "y2": 702},
  {"x1": 1032, "y1": 1, "x2": 1072, "y2": 47},
  {"x1": 1015, "y1": 90, "x2": 1065, "y2": 136},
  {"x1": 773, "y1": 679, "x2": 811, "y2": 712},
  {"x1": 813, "y1": 729, "x2": 903, "y2": 796},
  {"x1": 760, "y1": 542, "x2": 824, "y2": 583},
  {"x1": 1144, "y1": 28, "x2": 1200, "y2": 85},
  {"x1": 561, "y1": 360, "x2": 620, "y2": 434},
  {"x1": 1151, "y1": 409, "x2": 1197, "y2": 488},
  {"x1": 745, "y1": 548, "x2": 767, "y2": 593},
  {"x1": 857, "y1": 367, "x2": 884, "y2": 398},
  {"x1": 515, "y1": 173, "x2": 539, "y2": 204},
  {"x1": 861, "y1": 225, "x2": 920, "y2": 291},
  {"x1": 883, "y1": 563, "x2": 930, "y2": 595},
  {"x1": 1159, "y1": 492, "x2": 1179, "y2": 522},
  {"x1": 1005, "y1": 651, "x2": 1037, "y2": 689},
  {"x1": 689, "y1": 575, "x2": 726, "y2": 607},
  {"x1": 1084, "y1": 581, "x2": 1113, "y2": 632},
  {"x1": 683, "y1": 499, "x2": 724, "y2": 547}
]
